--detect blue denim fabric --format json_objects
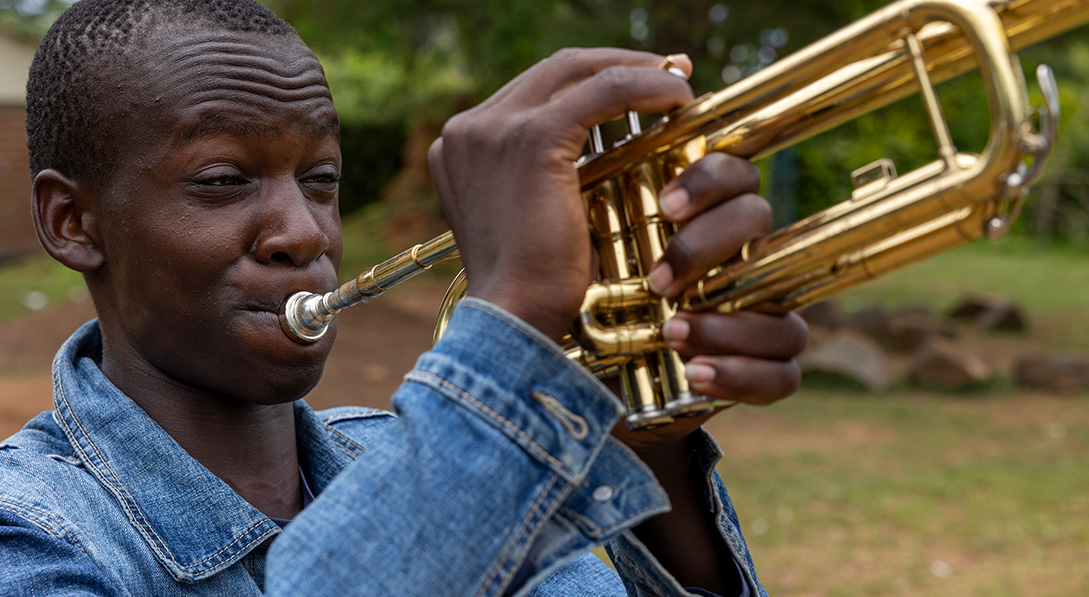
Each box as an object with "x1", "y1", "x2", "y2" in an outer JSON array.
[{"x1": 0, "y1": 298, "x2": 766, "y2": 596}]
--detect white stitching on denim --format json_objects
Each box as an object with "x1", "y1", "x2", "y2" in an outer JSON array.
[
  {"x1": 187, "y1": 526, "x2": 278, "y2": 572},
  {"x1": 325, "y1": 425, "x2": 366, "y2": 455},
  {"x1": 321, "y1": 409, "x2": 394, "y2": 424},
  {"x1": 54, "y1": 380, "x2": 175, "y2": 562},
  {"x1": 530, "y1": 391, "x2": 589, "y2": 440},
  {"x1": 476, "y1": 474, "x2": 559, "y2": 597},
  {"x1": 0, "y1": 500, "x2": 89, "y2": 557},
  {"x1": 55, "y1": 375, "x2": 275, "y2": 574},
  {"x1": 0, "y1": 505, "x2": 60, "y2": 539}
]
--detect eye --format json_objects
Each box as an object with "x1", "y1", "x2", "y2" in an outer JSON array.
[
  {"x1": 188, "y1": 165, "x2": 251, "y2": 200},
  {"x1": 191, "y1": 165, "x2": 249, "y2": 187},
  {"x1": 300, "y1": 165, "x2": 341, "y2": 199},
  {"x1": 199, "y1": 175, "x2": 247, "y2": 186}
]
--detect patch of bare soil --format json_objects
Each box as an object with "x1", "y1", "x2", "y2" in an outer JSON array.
[{"x1": 0, "y1": 286, "x2": 448, "y2": 439}]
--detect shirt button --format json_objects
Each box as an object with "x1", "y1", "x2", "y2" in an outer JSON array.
[{"x1": 592, "y1": 485, "x2": 615, "y2": 502}]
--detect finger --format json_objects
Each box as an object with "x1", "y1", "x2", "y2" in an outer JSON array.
[
  {"x1": 503, "y1": 48, "x2": 692, "y2": 107},
  {"x1": 658, "y1": 153, "x2": 761, "y2": 222},
  {"x1": 544, "y1": 64, "x2": 695, "y2": 133},
  {"x1": 684, "y1": 354, "x2": 802, "y2": 405},
  {"x1": 648, "y1": 193, "x2": 771, "y2": 296},
  {"x1": 662, "y1": 311, "x2": 809, "y2": 359}
]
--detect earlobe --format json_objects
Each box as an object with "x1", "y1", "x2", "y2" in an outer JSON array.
[{"x1": 32, "y1": 169, "x2": 106, "y2": 272}]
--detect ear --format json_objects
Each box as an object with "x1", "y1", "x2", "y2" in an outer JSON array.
[{"x1": 32, "y1": 169, "x2": 106, "y2": 272}]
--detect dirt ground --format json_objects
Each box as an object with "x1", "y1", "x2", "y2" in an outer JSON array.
[{"x1": 0, "y1": 287, "x2": 450, "y2": 439}]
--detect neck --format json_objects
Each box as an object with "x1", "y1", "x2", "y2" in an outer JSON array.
[{"x1": 100, "y1": 340, "x2": 304, "y2": 520}]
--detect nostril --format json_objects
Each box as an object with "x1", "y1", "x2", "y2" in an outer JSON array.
[{"x1": 271, "y1": 251, "x2": 293, "y2": 264}]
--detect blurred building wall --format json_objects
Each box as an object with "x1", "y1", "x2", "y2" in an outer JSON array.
[{"x1": 0, "y1": 32, "x2": 40, "y2": 262}]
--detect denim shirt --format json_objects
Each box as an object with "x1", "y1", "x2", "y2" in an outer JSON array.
[{"x1": 0, "y1": 299, "x2": 766, "y2": 596}]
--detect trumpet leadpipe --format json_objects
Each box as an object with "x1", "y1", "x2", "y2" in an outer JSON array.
[{"x1": 281, "y1": 231, "x2": 459, "y2": 342}]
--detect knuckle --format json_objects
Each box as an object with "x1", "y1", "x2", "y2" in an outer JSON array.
[
  {"x1": 664, "y1": 233, "x2": 696, "y2": 272},
  {"x1": 593, "y1": 65, "x2": 634, "y2": 99},
  {"x1": 441, "y1": 109, "x2": 510, "y2": 154},
  {"x1": 721, "y1": 360, "x2": 756, "y2": 400},
  {"x1": 547, "y1": 47, "x2": 583, "y2": 65},
  {"x1": 512, "y1": 109, "x2": 551, "y2": 141},
  {"x1": 439, "y1": 113, "x2": 470, "y2": 144},
  {"x1": 427, "y1": 137, "x2": 444, "y2": 163}
]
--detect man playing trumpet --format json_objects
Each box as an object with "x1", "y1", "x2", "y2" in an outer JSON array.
[{"x1": 0, "y1": 0, "x2": 807, "y2": 595}]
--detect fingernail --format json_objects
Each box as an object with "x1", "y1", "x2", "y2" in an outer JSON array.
[
  {"x1": 662, "y1": 318, "x2": 690, "y2": 342},
  {"x1": 685, "y1": 363, "x2": 716, "y2": 383},
  {"x1": 647, "y1": 262, "x2": 673, "y2": 295},
  {"x1": 659, "y1": 187, "x2": 689, "y2": 219},
  {"x1": 666, "y1": 54, "x2": 691, "y2": 79}
]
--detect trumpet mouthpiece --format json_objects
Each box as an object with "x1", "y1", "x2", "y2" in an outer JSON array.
[{"x1": 280, "y1": 291, "x2": 334, "y2": 344}]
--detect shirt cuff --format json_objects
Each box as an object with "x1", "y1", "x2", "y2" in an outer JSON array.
[{"x1": 603, "y1": 429, "x2": 762, "y2": 597}]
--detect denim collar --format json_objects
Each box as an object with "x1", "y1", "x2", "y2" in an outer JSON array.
[{"x1": 51, "y1": 320, "x2": 363, "y2": 582}]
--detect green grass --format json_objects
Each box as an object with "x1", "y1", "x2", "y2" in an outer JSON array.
[
  {"x1": 713, "y1": 236, "x2": 1089, "y2": 595},
  {"x1": 0, "y1": 253, "x2": 86, "y2": 321},
  {"x1": 712, "y1": 391, "x2": 1089, "y2": 596}
]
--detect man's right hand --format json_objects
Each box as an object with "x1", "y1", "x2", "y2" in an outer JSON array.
[{"x1": 427, "y1": 48, "x2": 694, "y2": 342}]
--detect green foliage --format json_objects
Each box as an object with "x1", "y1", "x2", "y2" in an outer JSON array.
[
  {"x1": 265, "y1": 0, "x2": 1089, "y2": 235},
  {"x1": 337, "y1": 121, "x2": 407, "y2": 213},
  {"x1": 0, "y1": 0, "x2": 72, "y2": 38},
  {"x1": 0, "y1": 253, "x2": 85, "y2": 322}
]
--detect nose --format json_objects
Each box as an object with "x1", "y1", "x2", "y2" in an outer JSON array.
[{"x1": 254, "y1": 180, "x2": 331, "y2": 267}]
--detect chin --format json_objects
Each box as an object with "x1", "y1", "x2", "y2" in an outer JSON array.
[
  {"x1": 239, "y1": 345, "x2": 332, "y2": 405},
  {"x1": 224, "y1": 318, "x2": 337, "y2": 404}
]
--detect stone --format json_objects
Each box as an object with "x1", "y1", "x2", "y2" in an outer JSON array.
[
  {"x1": 974, "y1": 301, "x2": 1028, "y2": 333},
  {"x1": 1014, "y1": 352, "x2": 1089, "y2": 393},
  {"x1": 798, "y1": 328, "x2": 893, "y2": 392},
  {"x1": 908, "y1": 336, "x2": 994, "y2": 390},
  {"x1": 846, "y1": 305, "x2": 892, "y2": 339},
  {"x1": 947, "y1": 294, "x2": 1001, "y2": 319},
  {"x1": 948, "y1": 294, "x2": 1029, "y2": 333},
  {"x1": 847, "y1": 306, "x2": 956, "y2": 353},
  {"x1": 886, "y1": 311, "x2": 958, "y2": 353}
]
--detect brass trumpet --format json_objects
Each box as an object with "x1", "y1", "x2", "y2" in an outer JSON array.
[{"x1": 282, "y1": 0, "x2": 1088, "y2": 429}]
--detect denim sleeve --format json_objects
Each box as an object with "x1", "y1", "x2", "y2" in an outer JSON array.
[
  {"x1": 0, "y1": 513, "x2": 127, "y2": 596},
  {"x1": 266, "y1": 299, "x2": 674, "y2": 597}
]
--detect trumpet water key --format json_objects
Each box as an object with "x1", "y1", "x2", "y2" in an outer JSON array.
[{"x1": 281, "y1": 0, "x2": 1089, "y2": 429}]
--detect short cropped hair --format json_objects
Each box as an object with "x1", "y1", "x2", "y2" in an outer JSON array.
[{"x1": 26, "y1": 0, "x2": 297, "y2": 190}]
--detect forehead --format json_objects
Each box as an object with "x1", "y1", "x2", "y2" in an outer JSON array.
[{"x1": 130, "y1": 28, "x2": 337, "y2": 145}]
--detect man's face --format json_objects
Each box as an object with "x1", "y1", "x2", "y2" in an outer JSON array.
[{"x1": 92, "y1": 29, "x2": 343, "y2": 405}]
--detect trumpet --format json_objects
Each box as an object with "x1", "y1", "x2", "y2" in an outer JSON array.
[{"x1": 282, "y1": 0, "x2": 1088, "y2": 429}]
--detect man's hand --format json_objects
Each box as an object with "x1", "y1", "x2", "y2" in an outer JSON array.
[
  {"x1": 611, "y1": 152, "x2": 808, "y2": 453},
  {"x1": 428, "y1": 48, "x2": 695, "y2": 342},
  {"x1": 604, "y1": 152, "x2": 808, "y2": 592}
]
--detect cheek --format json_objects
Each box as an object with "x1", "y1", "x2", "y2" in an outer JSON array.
[{"x1": 116, "y1": 212, "x2": 251, "y2": 336}]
